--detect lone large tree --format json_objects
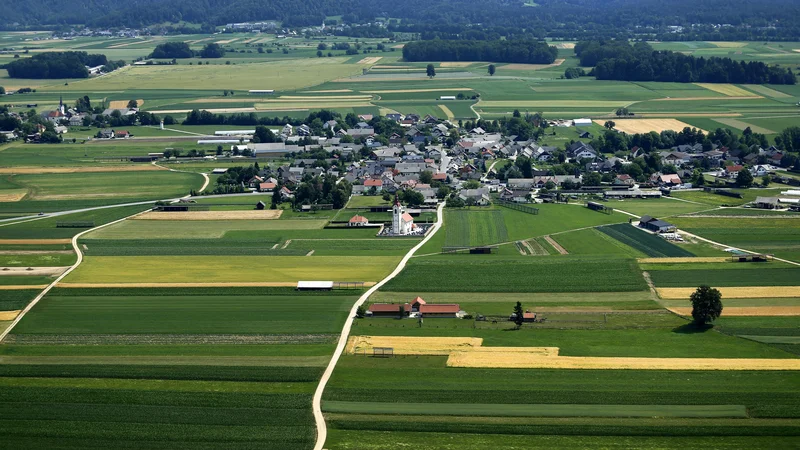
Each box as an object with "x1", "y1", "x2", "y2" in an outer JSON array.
[
  {"x1": 513, "y1": 301, "x2": 524, "y2": 329},
  {"x1": 426, "y1": 64, "x2": 436, "y2": 79},
  {"x1": 689, "y1": 285, "x2": 723, "y2": 326},
  {"x1": 488, "y1": 64, "x2": 496, "y2": 76},
  {"x1": 736, "y1": 169, "x2": 754, "y2": 188}
]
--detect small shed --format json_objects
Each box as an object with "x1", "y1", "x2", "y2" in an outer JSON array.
[
  {"x1": 296, "y1": 281, "x2": 334, "y2": 291},
  {"x1": 255, "y1": 201, "x2": 266, "y2": 210},
  {"x1": 639, "y1": 215, "x2": 676, "y2": 233}
]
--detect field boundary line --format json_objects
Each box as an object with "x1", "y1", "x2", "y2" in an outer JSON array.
[
  {"x1": 0, "y1": 209, "x2": 148, "y2": 343},
  {"x1": 312, "y1": 202, "x2": 445, "y2": 450},
  {"x1": 613, "y1": 207, "x2": 800, "y2": 267}
]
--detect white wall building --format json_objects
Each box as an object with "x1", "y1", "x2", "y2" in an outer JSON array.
[{"x1": 392, "y1": 198, "x2": 414, "y2": 235}]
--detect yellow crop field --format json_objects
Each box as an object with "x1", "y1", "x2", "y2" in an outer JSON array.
[
  {"x1": 356, "y1": 56, "x2": 383, "y2": 65},
  {"x1": 133, "y1": 210, "x2": 283, "y2": 221},
  {"x1": 742, "y1": 84, "x2": 793, "y2": 99},
  {"x1": 667, "y1": 306, "x2": 800, "y2": 316},
  {"x1": 53, "y1": 58, "x2": 364, "y2": 92},
  {"x1": 59, "y1": 281, "x2": 374, "y2": 288},
  {"x1": 439, "y1": 62, "x2": 474, "y2": 67},
  {"x1": 706, "y1": 42, "x2": 748, "y2": 48},
  {"x1": 447, "y1": 353, "x2": 800, "y2": 370},
  {"x1": 0, "y1": 310, "x2": 21, "y2": 321},
  {"x1": 0, "y1": 191, "x2": 27, "y2": 202},
  {"x1": 597, "y1": 119, "x2": 705, "y2": 134},
  {"x1": 64, "y1": 255, "x2": 402, "y2": 284},
  {"x1": 363, "y1": 88, "x2": 473, "y2": 94},
  {"x1": 657, "y1": 286, "x2": 800, "y2": 299},
  {"x1": 346, "y1": 336, "x2": 483, "y2": 355},
  {"x1": 0, "y1": 285, "x2": 49, "y2": 290},
  {"x1": 438, "y1": 104, "x2": 454, "y2": 120},
  {"x1": 109, "y1": 99, "x2": 144, "y2": 109},
  {"x1": 695, "y1": 83, "x2": 760, "y2": 97}
]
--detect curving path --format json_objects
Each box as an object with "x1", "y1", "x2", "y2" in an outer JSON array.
[
  {"x1": 311, "y1": 202, "x2": 445, "y2": 450},
  {"x1": 0, "y1": 209, "x2": 147, "y2": 342}
]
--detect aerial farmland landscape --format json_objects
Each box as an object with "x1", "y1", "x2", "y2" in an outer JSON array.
[{"x1": 0, "y1": 0, "x2": 799, "y2": 448}]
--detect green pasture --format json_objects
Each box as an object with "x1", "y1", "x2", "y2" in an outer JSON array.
[
  {"x1": 12, "y1": 293, "x2": 355, "y2": 335},
  {"x1": 0, "y1": 252, "x2": 76, "y2": 267},
  {"x1": 551, "y1": 228, "x2": 644, "y2": 257},
  {"x1": 648, "y1": 267, "x2": 800, "y2": 287},
  {"x1": 85, "y1": 218, "x2": 328, "y2": 239},
  {"x1": 597, "y1": 224, "x2": 695, "y2": 258},
  {"x1": 382, "y1": 256, "x2": 648, "y2": 292},
  {"x1": 0, "y1": 290, "x2": 39, "y2": 311},
  {"x1": 444, "y1": 209, "x2": 508, "y2": 247},
  {"x1": 64, "y1": 255, "x2": 401, "y2": 283},
  {"x1": 0, "y1": 205, "x2": 151, "y2": 239},
  {"x1": 605, "y1": 198, "x2": 713, "y2": 217}
]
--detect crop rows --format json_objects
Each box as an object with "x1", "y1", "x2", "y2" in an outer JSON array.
[
  {"x1": 382, "y1": 257, "x2": 648, "y2": 292},
  {"x1": 598, "y1": 224, "x2": 694, "y2": 257},
  {"x1": 648, "y1": 268, "x2": 800, "y2": 287},
  {"x1": 0, "y1": 364, "x2": 323, "y2": 382}
]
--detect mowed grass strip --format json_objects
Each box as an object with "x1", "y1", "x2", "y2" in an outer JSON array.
[
  {"x1": 382, "y1": 257, "x2": 647, "y2": 292},
  {"x1": 64, "y1": 255, "x2": 401, "y2": 284},
  {"x1": 444, "y1": 209, "x2": 508, "y2": 247},
  {"x1": 322, "y1": 401, "x2": 748, "y2": 418},
  {"x1": 657, "y1": 286, "x2": 800, "y2": 299},
  {"x1": 85, "y1": 219, "x2": 328, "y2": 239},
  {"x1": 648, "y1": 268, "x2": 800, "y2": 287}
]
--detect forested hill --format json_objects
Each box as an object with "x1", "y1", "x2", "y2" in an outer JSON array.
[{"x1": 2, "y1": 0, "x2": 800, "y2": 41}]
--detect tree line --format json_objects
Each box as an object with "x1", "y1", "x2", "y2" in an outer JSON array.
[
  {"x1": 403, "y1": 39, "x2": 557, "y2": 64},
  {"x1": 150, "y1": 42, "x2": 225, "y2": 59},
  {"x1": 575, "y1": 41, "x2": 796, "y2": 84},
  {"x1": 4, "y1": 52, "x2": 120, "y2": 79}
]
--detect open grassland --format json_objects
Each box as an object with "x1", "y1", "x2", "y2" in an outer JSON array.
[
  {"x1": 444, "y1": 209, "x2": 508, "y2": 248},
  {"x1": 604, "y1": 198, "x2": 712, "y2": 217},
  {"x1": 54, "y1": 58, "x2": 366, "y2": 92},
  {"x1": 669, "y1": 216, "x2": 800, "y2": 261},
  {"x1": 85, "y1": 218, "x2": 328, "y2": 239},
  {"x1": 134, "y1": 210, "x2": 283, "y2": 220},
  {"x1": 598, "y1": 224, "x2": 695, "y2": 257},
  {"x1": 0, "y1": 252, "x2": 77, "y2": 267},
  {"x1": 64, "y1": 255, "x2": 401, "y2": 284},
  {"x1": 551, "y1": 228, "x2": 644, "y2": 257},
  {"x1": 383, "y1": 256, "x2": 647, "y2": 292},
  {"x1": 0, "y1": 205, "x2": 151, "y2": 239},
  {"x1": 12, "y1": 292, "x2": 356, "y2": 335}
]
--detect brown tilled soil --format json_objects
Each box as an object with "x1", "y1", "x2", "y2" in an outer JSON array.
[
  {"x1": 544, "y1": 236, "x2": 568, "y2": 255},
  {"x1": 133, "y1": 210, "x2": 283, "y2": 221},
  {"x1": 0, "y1": 267, "x2": 69, "y2": 276}
]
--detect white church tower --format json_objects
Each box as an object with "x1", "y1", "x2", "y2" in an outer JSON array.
[{"x1": 391, "y1": 195, "x2": 414, "y2": 235}]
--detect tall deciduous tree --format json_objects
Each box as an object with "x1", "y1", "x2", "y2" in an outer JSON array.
[
  {"x1": 426, "y1": 64, "x2": 436, "y2": 79},
  {"x1": 736, "y1": 169, "x2": 753, "y2": 188},
  {"x1": 488, "y1": 64, "x2": 496, "y2": 76},
  {"x1": 690, "y1": 285, "x2": 723, "y2": 326}
]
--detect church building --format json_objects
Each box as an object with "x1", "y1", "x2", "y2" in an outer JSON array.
[{"x1": 391, "y1": 197, "x2": 414, "y2": 235}]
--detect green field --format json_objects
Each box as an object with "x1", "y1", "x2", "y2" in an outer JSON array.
[
  {"x1": 443, "y1": 209, "x2": 508, "y2": 248},
  {"x1": 598, "y1": 224, "x2": 695, "y2": 258},
  {"x1": 65, "y1": 255, "x2": 401, "y2": 283},
  {"x1": 382, "y1": 256, "x2": 648, "y2": 292}
]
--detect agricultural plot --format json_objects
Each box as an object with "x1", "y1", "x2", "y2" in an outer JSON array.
[
  {"x1": 648, "y1": 267, "x2": 800, "y2": 287},
  {"x1": 382, "y1": 256, "x2": 648, "y2": 292},
  {"x1": 444, "y1": 209, "x2": 508, "y2": 248},
  {"x1": 0, "y1": 205, "x2": 152, "y2": 239},
  {"x1": 603, "y1": 198, "x2": 712, "y2": 217},
  {"x1": 64, "y1": 255, "x2": 401, "y2": 284},
  {"x1": 551, "y1": 228, "x2": 644, "y2": 258},
  {"x1": 85, "y1": 219, "x2": 329, "y2": 239},
  {"x1": 598, "y1": 224, "x2": 695, "y2": 258}
]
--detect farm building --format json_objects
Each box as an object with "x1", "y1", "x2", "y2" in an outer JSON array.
[
  {"x1": 211, "y1": 168, "x2": 228, "y2": 174},
  {"x1": 215, "y1": 130, "x2": 255, "y2": 136},
  {"x1": 754, "y1": 196, "x2": 780, "y2": 209},
  {"x1": 639, "y1": 215, "x2": 676, "y2": 233},
  {"x1": 573, "y1": 118, "x2": 592, "y2": 126},
  {"x1": 440, "y1": 96, "x2": 456, "y2": 100},
  {"x1": 248, "y1": 90, "x2": 275, "y2": 94},
  {"x1": 348, "y1": 215, "x2": 369, "y2": 227},
  {"x1": 367, "y1": 297, "x2": 464, "y2": 318}
]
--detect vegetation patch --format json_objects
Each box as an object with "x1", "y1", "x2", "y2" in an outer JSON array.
[{"x1": 598, "y1": 224, "x2": 694, "y2": 257}]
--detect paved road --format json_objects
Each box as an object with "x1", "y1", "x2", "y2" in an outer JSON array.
[{"x1": 311, "y1": 202, "x2": 445, "y2": 450}]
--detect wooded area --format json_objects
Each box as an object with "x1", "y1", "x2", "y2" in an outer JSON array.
[
  {"x1": 576, "y1": 41, "x2": 797, "y2": 84},
  {"x1": 403, "y1": 40, "x2": 557, "y2": 64},
  {"x1": 4, "y1": 52, "x2": 117, "y2": 79}
]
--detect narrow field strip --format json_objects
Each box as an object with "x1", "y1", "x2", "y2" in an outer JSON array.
[
  {"x1": 0, "y1": 166, "x2": 165, "y2": 174},
  {"x1": 0, "y1": 310, "x2": 21, "y2": 320},
  {"x1": 712, "y1": 118, "x2": 775, "y2": 134},
  {"x1": 694, "y1": 83, "x2": 760, "y2": 97},
  {"x1": 347, "y1": 336, "x2": 483, "y2": 356},
  {"x1": 666, "y1": 306, "x2": 800, "y2": 316},
  {"x1": 0, "y1": 285, "x2": 49, "y2": 290},
  {"x1": 638, "y1": 257, "x2": 729, "y2": 263},
  {"x1": 3, "y1": 333, "x2": 338, "y2": 345},
  {"x1": 322, "y1": 401, "x2": 748, "y2": 418},
  {"x1": 657, "y1": 286, "x2": 800, "y2": 299},
  {"x1": 133, "y1": 210, "x2": 283, "y2": 220},
  {"x1": 447, "y1": 353, "x2": 800, "y2": 370},
  {"x1": 0, "y1": 355, "x2": 330, "y2": 366},
  {"x1": 742, "y1": 84, "x2": 793, "y2": 99},
  {"x1": 741, "y1": 335, "x2": 800, "y2": 344},
  {"x1": 0, "y1": 267, "x2": 70, "y2": 276},
  {"x1": 544, "y1": 236, "x2": 568, "y2": 255},
  {"x1": 598, "y1": 118, "x2": 706, "y2": 134},
  {"x1": 57, "y1": 282, "x2": 376, "y2": 288}
]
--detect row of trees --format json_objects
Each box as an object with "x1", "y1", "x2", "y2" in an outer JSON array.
[
  {"x1": 5, "y1": 52, "x2": 120, "y2": 79},
  {"x1": 150, "y1": 42, "x2": 225, "y2": 59},
  {"x1": 576, "y1": 41, "x2": 796, "y2": 84},
  {"x1": 403, "y1": 39, "x2": 558, "y2": 64}
]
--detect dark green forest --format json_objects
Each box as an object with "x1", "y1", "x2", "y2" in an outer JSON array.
[
  {"x1": 576, "y1": 41, "x2": 797, "y2": 84},
  {"x1": 4, "y1": 52, "x2": 119, "y2": 79},
  {"x1": 2, "y1": 0, "x2": 800, "y2": 41}
]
